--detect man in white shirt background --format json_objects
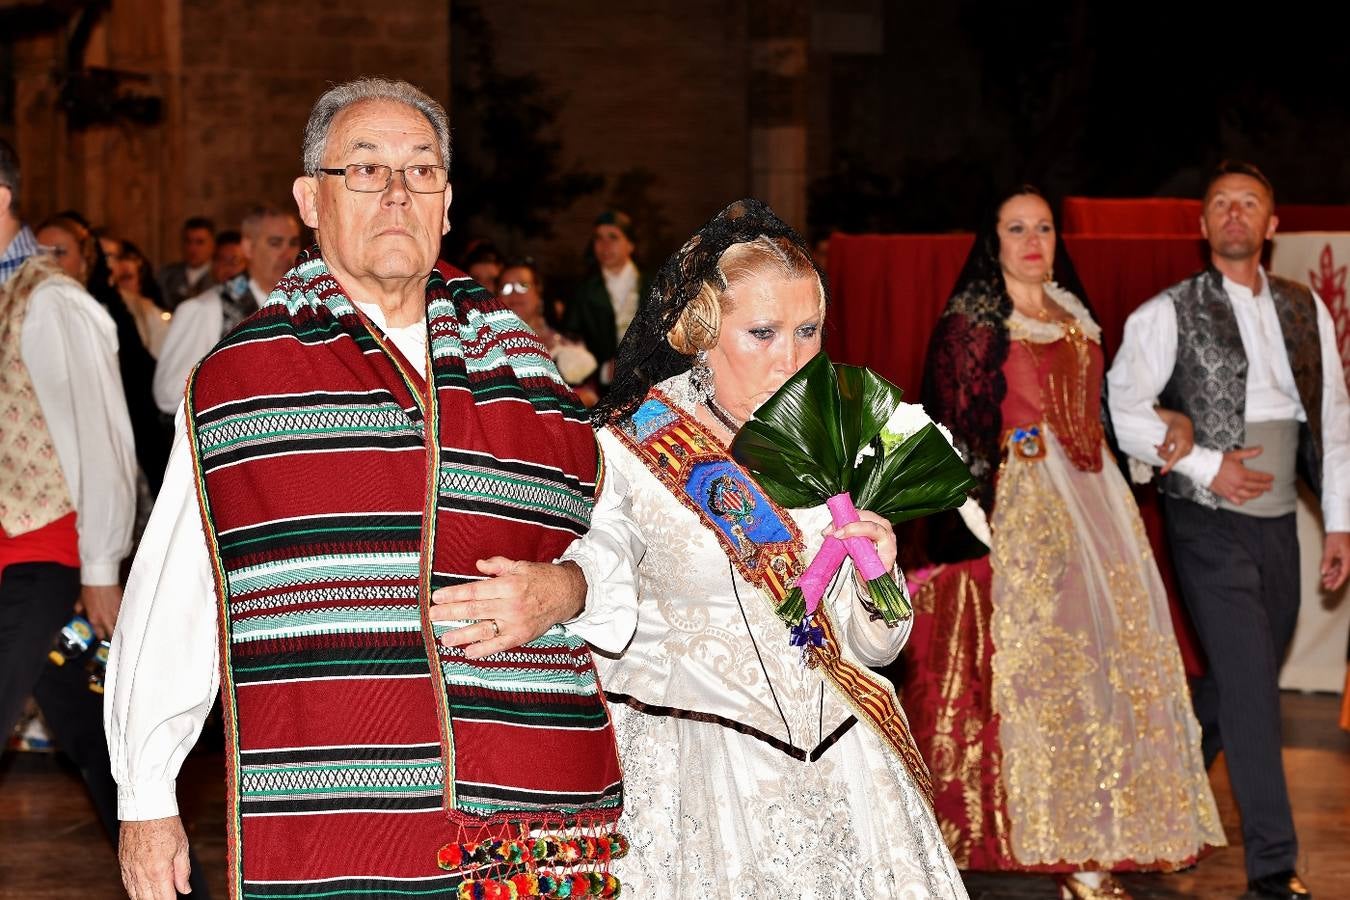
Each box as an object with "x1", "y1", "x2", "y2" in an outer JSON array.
[
  {"x1": 152, "y1": 204, "x2": 302, "y2": 415},
  {"x1": 156, "y1": 217, "x2": 217, "y2": 310},
  {"x1": 562, "y1": 209, "x2": 650, "y2": 388},
  {"x1": 1108, "y1": 161, "x2": 1350, "y2": 900}
]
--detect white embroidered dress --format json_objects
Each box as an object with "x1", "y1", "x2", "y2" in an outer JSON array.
[{"x1": 564, "y1": 375, "x2": 968, "y2": 900}]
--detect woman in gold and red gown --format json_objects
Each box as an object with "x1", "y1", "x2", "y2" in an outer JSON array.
[{"x1": 902, "y1": 187, "x2": 1225, "y2": 899}]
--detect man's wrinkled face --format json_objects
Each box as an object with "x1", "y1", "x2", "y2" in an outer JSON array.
[
  {"x1": 295, "y1": 100, "x2": 451, "y2": 288},
  {"x1": 182, "y1": 227, "x2": 214, "y2": 268},
  {"x1": 1201, "y1": 174, "x2": 1277, "y2": 261}
]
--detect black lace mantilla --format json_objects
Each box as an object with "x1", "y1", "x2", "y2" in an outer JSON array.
[
  {"x1": 592, "y1": 198, "x2": 827, "y2": 428},
  {"x1": 919, "y1": 196, "x2": 1107, "y2": 564}
]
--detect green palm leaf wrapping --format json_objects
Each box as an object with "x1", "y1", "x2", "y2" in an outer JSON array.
[
  {"x1": 732, "y1": 351, "x2": 975, "y2": 530},
  {"x1": 854, "y1": 423, "x2": 977, "y2": 524},
  {"x1": 732, "y1": 353, "x2": 848, "y2": 506},
  {"x1": 834, "y1": 364, "x2": 905, "y2": 493}
]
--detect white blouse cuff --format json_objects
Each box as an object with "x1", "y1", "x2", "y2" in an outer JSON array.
[
  {"x1": 556, "y1": 546, "x2": 638, "y2": 656},
  {"x1": 81, "y1": 560, "x2": 122, "y2": 586},
  {"x1": 117, "y1": 779, "x2": 180, "y2": 821}
]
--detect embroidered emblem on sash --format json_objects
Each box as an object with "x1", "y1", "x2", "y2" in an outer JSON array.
[{"x1": 617, "y1": 393, "x2": 804, "y2": 601}]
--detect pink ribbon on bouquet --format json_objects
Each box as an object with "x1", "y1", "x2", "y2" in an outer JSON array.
[{"x1": 794, "y1": 492, "x2": 889, "y2": 615}]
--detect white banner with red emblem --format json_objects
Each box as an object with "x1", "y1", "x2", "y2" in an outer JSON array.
[{"x1": 1271, "y1": 233, "x2": 1350, "y2": 693}]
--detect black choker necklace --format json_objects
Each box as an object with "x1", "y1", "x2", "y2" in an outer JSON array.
[{"x1": 703, "y1": 396, "x2": 743, "y2": 433}]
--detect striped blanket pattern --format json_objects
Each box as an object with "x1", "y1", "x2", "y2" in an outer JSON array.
[{"x1": 187, "y1": 254, "x2": 622, "y2": 898}]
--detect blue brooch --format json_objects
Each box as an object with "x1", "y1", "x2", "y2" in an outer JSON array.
[
  {"x1": 790, "y1": 616, "x2": 825, "y2": 663},
  {"x1": 1011, "y1": 425, "x2": 1045, "y2": 460}
]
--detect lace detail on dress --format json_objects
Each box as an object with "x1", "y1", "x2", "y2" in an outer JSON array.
[
  {"x1": 1007, "y1": 282, "x2": 1102, "y2": 345},
  {"x1": 922, "y1": 298, "x2": 1008, "y2": 512}
]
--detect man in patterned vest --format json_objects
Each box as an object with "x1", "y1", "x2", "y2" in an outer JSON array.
[
  {"x1": 0, "y1": 138, "x2": 148, "y2": 885},
  {"x1": 1108, "y1": 161, "x2": 1350, "y2": 900},
  {"x1": 108, "y1": 79, "x2": 626, "y2": 900}
]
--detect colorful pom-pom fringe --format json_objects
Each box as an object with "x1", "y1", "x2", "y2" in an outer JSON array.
[
  {"x1": 437, "y1": 834, "x2": 628, "y2": 872},
  {"x1": 455, "y1": 870, "x2": 622, "y2": 899},
  {"x1": 438, "y1": 833, "x2": 627, "y2": 898}
]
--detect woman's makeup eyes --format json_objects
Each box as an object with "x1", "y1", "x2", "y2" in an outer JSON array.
[
  {"x1": 1005, "y1": 222, "x2": 1052, "y2": 236},
  {"x1": 748, "y1": 324, "x2": 818, "y2": 341}
]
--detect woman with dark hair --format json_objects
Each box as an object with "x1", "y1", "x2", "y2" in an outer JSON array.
[
  {"x1": 554, "y1": 199, "x2": 966, "y2": 897},
  {"x1": 902, "y1": 189, "x2": 1223, "y2": 897},
  {"x1": 96, "y1": 233, "x2": 172, "y2": 358},
  {"x1": 36, "y1": 214, "x2": 171, "y2": 492},
  {"x1": 460, "y1": 238, "x2": 504, "y2": 289}
]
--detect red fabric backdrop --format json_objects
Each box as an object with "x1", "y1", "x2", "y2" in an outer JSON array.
[
  {"x1": 824, "y1": 233, "x2": 1209, "y2": 397},
  {"x1": 825, "y1": 232, "x2": 1211, "y2": 674},
  {"x1": 1062, "y1": 196, "x2": 1350, "y2": 236}
]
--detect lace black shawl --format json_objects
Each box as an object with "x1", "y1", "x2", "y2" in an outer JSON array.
[
  {"x1": 592, "y1": 198, "x2": 827, "y2": 428},
  {"x1": 920, "y1": 223, "x2": 1101, "y2": 515}
]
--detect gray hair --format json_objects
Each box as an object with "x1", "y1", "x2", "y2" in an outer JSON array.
[{"x1": 301, "y1": 77, "x2": 451, "y2": 175}]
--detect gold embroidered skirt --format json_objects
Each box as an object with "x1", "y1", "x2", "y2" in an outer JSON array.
[{"x1": 902, "y1": 428, "x2": 1225, "y2": 871}]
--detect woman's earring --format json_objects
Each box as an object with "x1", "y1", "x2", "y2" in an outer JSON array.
[
  {"x1": 690, "y1": 349, "x2": 714, "y2": 400},
  {"x1": 1043, "y1": 266, "x2": 1054, "y2": 284}
]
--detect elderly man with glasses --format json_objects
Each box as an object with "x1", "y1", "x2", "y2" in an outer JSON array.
[{"x1": 108, "y1": 78, "x2": 633, "y2": 900}]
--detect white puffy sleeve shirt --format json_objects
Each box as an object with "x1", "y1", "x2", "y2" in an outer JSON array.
[{"x1": 23, "y1": 278, "x2": 136, "y2": 584}]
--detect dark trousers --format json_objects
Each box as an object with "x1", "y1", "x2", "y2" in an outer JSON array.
[
  {"x1": 1164, "y1": 497, "x2": 1300, "y2": 880},
  {"x1": 0, "y1": 562, "x2": 210, "y2": 898}
]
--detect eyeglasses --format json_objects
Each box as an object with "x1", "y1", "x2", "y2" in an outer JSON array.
[
  {"x1": 315, "y1": 163, "x2": 448, "y2": 194},
  {"x1": 37, "y1": 245, "x2": 70, "y2": 258},
  {"x1": 500, "y1": 282, "x2": 533, "y2": 296}
]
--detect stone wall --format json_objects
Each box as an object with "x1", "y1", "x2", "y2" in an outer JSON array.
[
  {"x1": 177, "y1": 0, "x2": 449, "y2": 247},
  {"x1": 463, "y1": 0, "x2": 758, "y2": 279},
  {"x1": 3, "y1": 0, "x2": 448, "y2": 264},
  {"x1": 4, "y1": 0, "x2": 818, "y2": 277}
]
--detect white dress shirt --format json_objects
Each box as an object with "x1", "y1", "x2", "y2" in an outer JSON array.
[
  {"x1": 1108, "y1": 269, "x2": 1350, "y2": 531},
  {"x1": 184, "y1": 262, "x2": 210, "y2": 287},
  {"x1": 602, "y1": 260, "x2": 640, "y2": 344},
  {"x1": 151, "y1": 279, "x2": 267, "y2": 414},
  {"x1": 20, "y1": 276, "x2": 137, "y2": 584},
  {"x1": 105, "y1": 302, "x2": 633, "y2": 820}
]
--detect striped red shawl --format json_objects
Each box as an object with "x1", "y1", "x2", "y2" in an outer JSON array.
[{"x1": 187, "y1": 250, "x2": 622, "y2": 898}]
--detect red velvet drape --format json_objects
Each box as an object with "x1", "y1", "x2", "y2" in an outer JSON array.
[
  {"x1": 824, "y1": 234, "x2": 1209, "y2": 396},
  {"x1": 1062, "y1": 196, "x2": 1350, "y2": 236}
]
